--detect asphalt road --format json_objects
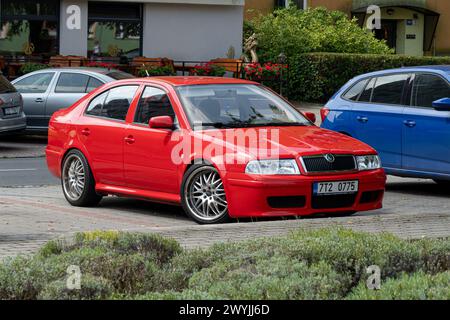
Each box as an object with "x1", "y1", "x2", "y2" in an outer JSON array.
[{"x1": 0, "y1": 157, "x2": 58, "y2": 187}]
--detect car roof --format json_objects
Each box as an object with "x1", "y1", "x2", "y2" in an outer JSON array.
[
  {"x1": 353, "y1": 65, "x2": 450, "y2": 80},
  {"x1": 138, "y1": 76, "x2": 259, "y2": 87},
  {"x1": 26, "y1": 67, "x2": 122, "y2": 75}
]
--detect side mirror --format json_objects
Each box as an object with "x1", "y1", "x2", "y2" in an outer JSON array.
[
  {"x1": 149, "y1": 116, "x2": 174, "y2": 129},
  {"x1": 304, "y1": 112, "x2": 316, "y2": 124},
  {"x1": 432, "y1": 97, "x2": 450, "y2": 111}
]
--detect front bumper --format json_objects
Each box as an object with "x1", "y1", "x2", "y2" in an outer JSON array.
[
  {"x1": 0, "y1": 112, "x2": 27, "y2": 134},
  {"x1": 224, "y1": 169, "x2": 386, "y2": 218}
]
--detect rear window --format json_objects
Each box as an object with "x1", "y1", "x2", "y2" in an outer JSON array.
[
  {"x1": 0, "y1": 75, "x2": 16, "y2": 94},
  {"x1": 106, "y1": 71, "x2": 135, "y2": 80}
]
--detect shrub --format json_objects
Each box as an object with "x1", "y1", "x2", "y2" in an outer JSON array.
[
  {"x1": 190, "y1": 63, "x2": 226, "y2": 77},
  {"x1": 138, "y1": 65, "x2": 176, "y2": 77},
  {"x1": 287, "y1": 53, "x2": 450, "y2": 102},
  {"x1": 20, "y1": 63, "x2": 48, "y2": 75},
  {"x1": 38, "y1": 275, "x2": 113, "y2": 300},
  {"x1": 252, "y1": 6, "x2": 391, "y2": 63},
  {"x1": 347, "y1": 271, "x2": 450, "y2": 300}
]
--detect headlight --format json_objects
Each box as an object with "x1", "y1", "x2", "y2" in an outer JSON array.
[
  {"x1": 356, "y1": 155, "x2": 381, "y2": 171},
  {"x1": 245, "y1": 159, "x2": 300, "y2": 175}
]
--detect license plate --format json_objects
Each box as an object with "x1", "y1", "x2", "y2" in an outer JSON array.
[
  {"x1": 313, "y1": 180, "x2": 359, "y2": 195},
  {"x1": 4, "y1": 107, "x2": 20, "y2": 116}
]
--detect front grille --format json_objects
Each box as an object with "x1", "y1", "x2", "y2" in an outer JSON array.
[
  {"x1": 312, "y1": 194, "x2": 356, "y2": 209},
  {"x1": 301, "y1": 155, "x2": 356, "y2": 173},
  {"x1": 267, "y1": 196, "x2": 306, "y2": 209}
]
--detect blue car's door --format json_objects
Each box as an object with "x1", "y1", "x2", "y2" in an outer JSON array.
[
  {"x1": 350, "y1": 73, "x2": 410, "y2": 170},
  {"x1": 402, "y1": 73, "x2": 450, "y2": 177}
]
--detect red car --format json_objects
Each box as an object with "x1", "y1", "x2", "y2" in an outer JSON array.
[{"x1": 46, "y1": 77, "x2": 386, "y2": 224}]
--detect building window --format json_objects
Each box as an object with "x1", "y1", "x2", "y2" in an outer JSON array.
[
  {"x1": 0, "y1": 0, "x2": 59, "y2": 57},
  {"x1": 276, "y1": 0, "x2": 306, "y2": 9},
  {"x1": 88, "y1": 2, "x2": 142, "y2": 60}
]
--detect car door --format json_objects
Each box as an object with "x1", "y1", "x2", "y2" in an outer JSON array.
[
  {"x1": 402, "y1": 72, "x2": 450, "y2": 176},
  {"x1": 350, "y1": 73, "x2": 410, "y2": 169},
  {"x1": 124, "y1": 86, "x2": 179, "y2": 194},
  {"x1": 79, "y1": 85, "x2": 140, "y2": 186},
  {"x1": 12, "y1": 72, "x2": 56, "y2": 129},
  {"x1": 46, "y1": 72, "x2": 105, "y2": 126}
]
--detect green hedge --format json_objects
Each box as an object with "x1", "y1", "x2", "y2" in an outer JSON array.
[
  {"x1": 0, "y1": 229, "x2": 448, "y2": 300},
  {"x1": 287, "y1": 53, "x2": 450, "y2": 103}
]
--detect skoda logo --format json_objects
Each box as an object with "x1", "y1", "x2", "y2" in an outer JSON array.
[{"x1": 324, "y1": 154, "x2": 335, "y2": 163}]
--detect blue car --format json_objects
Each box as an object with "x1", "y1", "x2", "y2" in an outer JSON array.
[{"x1": 321, "y1": 66, "x2": 450, "y2": 185}]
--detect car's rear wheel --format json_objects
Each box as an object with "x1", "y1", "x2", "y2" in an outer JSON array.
[
  {"x1": 434, "y1": 180, "x2": 450, "y2": 187},
  {"x1": 61, "y1": 150, "x2": 102, "y2": 207},
  {"x1": 181, "y1": 165, "x2": 230, "y2": 224}
]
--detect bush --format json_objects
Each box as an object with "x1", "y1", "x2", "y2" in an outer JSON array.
[
  {"x1": 20, "y1": 63, "x2": 48, "y2": 75},
  {"x1": 287, "y1": 53, "x2": 450, "y2": 102},
  {"x1": 190, "y1": 64, "x2": 226, "y2": 77},
  {"x1": 38, "y1": 275, "x2": 113, "y2": 300},
  {"x1": 1, "y1": 229, "x2": 449, "y2": 300},
  {"x1": 138, "y1": 65, "x2": 176, "y2": 77},
  {"x1": 347, "y1": 271, "x2": 450, "y2": 300},
  {"x1": 252, "y1": 6, "x2": 391, "y2": 63}
]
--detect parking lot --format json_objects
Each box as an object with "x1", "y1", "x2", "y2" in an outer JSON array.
[{"x1": 0, "y1": 105, "x2": 449, "y2": 259}]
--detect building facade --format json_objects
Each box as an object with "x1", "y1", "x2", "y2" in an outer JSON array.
[
  {"x1": 244, "y1": 0, "x2": 450, "y2": 56},
  {"x1": 0, "y1": 0, "x2": 244, "y2": 61}
]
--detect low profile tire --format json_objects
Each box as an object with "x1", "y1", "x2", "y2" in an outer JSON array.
[
  {"x1": 181, "y1": 164, "x2": 230, "y2": 224},
  {"x1": 434, "y1": 180, "x2": 450, "y2": 187},
  {"x1": 61, "y1": 150, "x2": 102, "y2": 207}
]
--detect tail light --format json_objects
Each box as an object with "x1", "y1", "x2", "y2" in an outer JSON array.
[
  {"x1": 0, "y1": 98, "x2": 4, "y2": 106},
  {"x1": 320, "y1": 107, "x2": 330, "y2": 122}
]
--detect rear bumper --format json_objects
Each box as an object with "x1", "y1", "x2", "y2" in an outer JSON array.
[
  {"x1": 0, "y1": 113, "x2": 27, "y2": 134},
  {"x1": 224, "y1": 169, "x2": 386, "y2": 218}
]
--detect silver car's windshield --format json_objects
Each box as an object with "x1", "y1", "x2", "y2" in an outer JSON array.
[
  {"x1": 0, "y1": 75, "x2": 16, "y2": 93},
  {"x1": 176, "y1": 84, "x2": 309, "y2": 129}
]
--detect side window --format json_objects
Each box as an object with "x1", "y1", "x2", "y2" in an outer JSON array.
[
  {"x1": 102, "y1": 86, "x2": 139, "y2": 121},
  {"x1": 55, "y1": 73, "x2": 89, "y2": 93},
  {"x1": 358, "y1": 78, "x2": 375, "y2": 102},
  {"x1": 135, "y1": 86, "x2": 175, "y2": 124},
  {"x1": 343, "y1": 79, "x2": 368, "y2": 101},
  {"x1": 86, "y1": 91, "x2": 108, "y2": 117},
  {"x1": 14, "y1": 73, "x2": 55, "y2": 94},
  {"x1": 412, "y1": 74, "x2": 450, "y2": 108},
  {"x1": 371, "y1": 74, "x2": 409, "y2": 105},
  {"x1": 86, "y1": 77, "x2": 104, "y2": 92}
]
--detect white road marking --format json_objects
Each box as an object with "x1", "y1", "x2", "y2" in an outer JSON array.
[{"x1": 0, "y1": 169, "x2": 37, "y2": 172}]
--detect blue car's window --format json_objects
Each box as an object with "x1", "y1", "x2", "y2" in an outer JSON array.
[
  {"x1": 371, "y1": 74, "x2": 409, "y2": 105},
  {"x1": 411, "y1": 74, "x2": 450, "y2": 108},
  {"x1": 359, "y1": 78, "x2": 376, "y2": 102},
  {"x1": 343, "y1": 79, "x2": 368, "y2": 101}
]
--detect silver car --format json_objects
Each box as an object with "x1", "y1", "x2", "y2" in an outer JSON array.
[
  {"x1": 0, "y1": 74, "x2": 26, "y2": 134},
  {"x1": 11, "y1": 67, "x2": 134, "y2": 133}
]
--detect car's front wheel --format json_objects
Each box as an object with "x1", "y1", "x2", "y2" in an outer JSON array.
[
  {"x1": 181, "y1": 165, "x2": 230, "y2": 224},
  {"x1": 61, "y1": 150, "x2": 102, "y2": 207}
]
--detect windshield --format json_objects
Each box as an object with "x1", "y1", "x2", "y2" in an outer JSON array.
[
  {"x1": 0, "y1": 75, "x2": 17, "y2": 94},
  {"x1": 176, "y1": 84, "x2": 310, "y2": 129}
]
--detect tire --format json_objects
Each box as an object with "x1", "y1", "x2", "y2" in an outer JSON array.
[
  {"x1": 434, "y1": 180, "x2": 450, "y2": 187},
  {"x1": 181, "y1": 164, "x2": 230, "y2": 224},
  {"x1": 61, "y1": 149, "x2": 102, "y2": 207}
]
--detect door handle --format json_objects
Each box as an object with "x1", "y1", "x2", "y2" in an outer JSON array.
[
  {"x1": 35, "y1": 98, "x2": 44, "y2": 103},
  {"x1": 403, "y1": 120, "x2": 416, "y2": 128},
  {"x1": 124, "y1": 135, "x2": 135, "y2": 144},
  {"x1": 357, "y1": 116, "x2": 369, "y2": 123},
  {"x1": 81, "y1": 128, "x2": 90, "y2": 136}
]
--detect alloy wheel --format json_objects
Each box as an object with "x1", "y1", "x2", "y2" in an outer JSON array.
[
  {"x1": 185, "y1": 167, "x2": 228, "y2": 222},
  {"x1": 62, "y1": 154, "x2": 86, "y2": 201}
]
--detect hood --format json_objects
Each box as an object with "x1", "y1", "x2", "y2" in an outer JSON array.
[{"x1": 199, "y1": 125, "x2": 376, "y2": 159}]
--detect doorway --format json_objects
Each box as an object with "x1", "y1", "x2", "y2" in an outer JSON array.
[{"x1": 374, "y1": 20, "x2": 398, "y2": 52}]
